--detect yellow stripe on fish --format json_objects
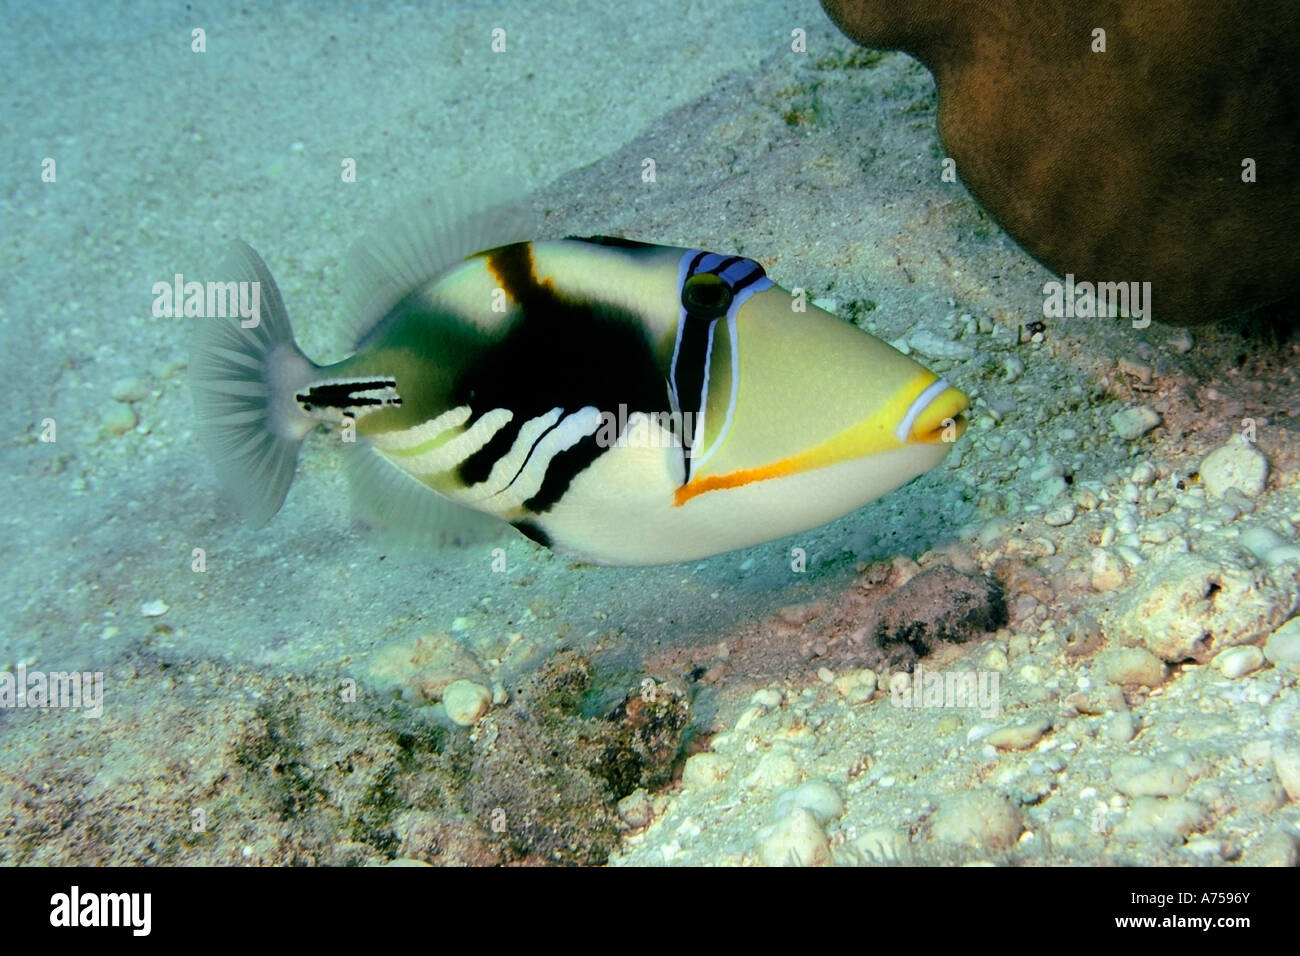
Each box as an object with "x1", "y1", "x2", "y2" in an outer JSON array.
[{"x1": 188, "y1": 198, "x2": 969, "y2": 566}]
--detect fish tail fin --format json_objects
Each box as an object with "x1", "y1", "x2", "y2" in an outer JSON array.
[{"x1": 189, "y1": 240, "x2": 318, "y2": 526}]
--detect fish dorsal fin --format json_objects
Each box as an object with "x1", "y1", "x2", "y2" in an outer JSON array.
[
  {"x1": 342, "y1": 442, "x2": 510, "y2": 548},
  {"x1": 345, "y1": 189, "x2": 538, "y2": 348}
]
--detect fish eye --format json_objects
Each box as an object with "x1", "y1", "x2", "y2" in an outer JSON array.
[{"x1": 681, "y1": 273, "x2": 733, "y2": 318}]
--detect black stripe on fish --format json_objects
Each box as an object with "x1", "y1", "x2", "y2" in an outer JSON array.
[
  {"x1": 297, "y1": 379, "x2": 401, "y2": 412},
  {"x1": 729, "y1": 262, "x2": 767, "y2": 293},
  {"x1": 524, "y1": 434, "x2": 607, "y2": 513},
  {"x1": 453, "y1": 243, "x2": 669, "y2": 512},
  {"x1": 671, "y1": 313, "x2": 715, "y2": 472},
  {"x1": 564, "y1": 235, "x2": 660, "y2": 251},
  {"x1": 667, "y1": 252, "x2": 767, "y2": 482},
  {"x1": 502, "y1": 413, "x2": 564, "y2": 492},
  {"x1": 512, "y1": 519, "x2": 551, "y2": 548}
]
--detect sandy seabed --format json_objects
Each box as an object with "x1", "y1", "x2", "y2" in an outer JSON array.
[{"x1": 2, "y1": 1, "x2": 1298, "y2": 866}]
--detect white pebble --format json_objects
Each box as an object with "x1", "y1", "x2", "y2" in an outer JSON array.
[
  {"x1": 908, "y1": 329, "x2": 975, "y2": 361},
  {"x1": 682, "y1": 752, "x2": 732, "y2": 789},
  {"x1": 744, "y1": 749, "x2": 800, "y2": 790},
  {"x1": 1100, "y1": 647, "x2": 1167, "y2": 687},
  {"x1": 1117, "y1": 358, "x2": 1153, "y2": 384},
  {"x1": 927, "y1": 790, "x2": 1022, "y2": 850},
  {"x1": 441, "y1": 679, "x2": 491, "y2": 726},
  {"x1": 1264, "y1": 619, "x2": 1300, "y2": 672},
  {"x1": 1199, "y1": 439, "x2": 1269, "y2": 499},
  {"x1": 774, "y1": 780, "x2": 845, "y2": 825},
  {"x1": 756, "y1": 809, "x2": 830, "y2": 866},
  {"x1": 1109, "y1": 405, "x2": 1161, "y2": 441},
  {"x1": 101, "y1": 402, "x2": 137, "y2": 436},
  {"x1": 1131, "y1": 461, "x2": 1157, "y2": 486},
  {"x1": 1112, "y1": 759, "x2": 1190, "y2": 798},
  {"x1": 1043, "y1": 502, "x2": 1075, "y2": 526},
  {"x1": 1214, "y1": 645, "x2": 1264, "y2": 679},
  {"x1": 987, "y1": 717, "x2": 1051, "y2": 751},
  {"x1": 140, "y1": 599, "x2": 169, "y2": 617},
  {"x1": 111, "y1": 377, "x2": 148, "y2": 403},
  {"x1": 1274, "y1": 745, "x2": 1300, "y2": 802},
  {"x1": 1114, "y1": 797, "x2": 1207, "y2": 845},
  {"x1": 1105, "y1": 711, "x2": 1136, "y2": 744},
  {"x1": 750, "y1": 688, "x2": 783, "y2": 709}
]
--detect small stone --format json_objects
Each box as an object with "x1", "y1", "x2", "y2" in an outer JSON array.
[
  {"x1": 140, "y1": 599, "x2": 169, "y2": 617},
  {"x1": 1199, "y1": 439, "x2": 1269, "y2": 499},
  {"x1": 750, "y1": 688, "x2": 783, "y2": 709},
  {"x1": 980, "y1": 644, "x2": 1009, "y2": 672},
  {"x1": 1265, "y1": 544, "x2": 1300, "y2": 566},
  {"x1": 987, "y1": 717, "x2": 1051, "y2": 750},
  {"x1": 1042, "y1": 501, "x2": 1076, "y2": 527},
  {"x1": 1264, "y1": 618, "x2": 1300, "y2": 672},
  {"x1": 1274, "y1": 744, "x2": 1300, "y2": 801},
  {"x1": 1105, "y1": 711, "x2": 1136, "y2": 744},
  {"x1": 1109, "y1": 405, "x2": 1161, "y2": 441},
  {"x1": 756, "y1": 809, "x2": 831, "y2": 867},
  {"x1": 744, "y1": 749, "x2": 800, "y2": 790},
  {"x1": 1114, "y1": 797, "x2": 1207, "y2": 845},
  {"x1": 1138, "y1": 520, "x2": 1178, "y2": 545},
  {"x1": 1240, "y1": 524, "x2": 1285, "y2": 560},
  {"x1": 682, "y1": 752, "x2": 732, "y2": 789},
  {"x1": 111, "y1": 376, "x2": 148, "y2": 403},
  {"x1": 1251, "y1": 830, "x2": 1299, "y2": 867},
  {"x1": 774, "y1": 779, "x2": 845, "y2": 825},
  {"x1": 1213, "y1": 645, "x2": 1264, "y2": 679},
  {"x1": 617, "y1": 789, "x2": 652, "y2": 828},
  {"x1": 927, "y1": 789, "x2": 1022, "y2": 850},
  {"x1": 1182, "y1": 837, "x2": 1231, "y2": 860},
  {"x1": 1099, "y1": 647, "x2": 1167, "y2": 687},
  {"x1": 1167, "y1": 330, "x2": 1194, "y2": 354},
  {"x1": 1130, "y1": 461, "x2": 1157, "y2": 486},
  {"x1": 1113, "y1": 759, "x2": 1190, "y2": 798},
  {"x1": 368, "y1": 633, "x2": 489, "y2": 703},
  {"x1": 908, "y1": 329, "x2": 975, "y2": 361},
  {"x1": 1268, "y1": 698, "x2": 1300, "y2": 734},
  {"x1": 1101, "y1": 553, "x2": 1293, "y2": 663},
  {"x1": 936, "y1": 713, "x2": 962, "y2": 735},
  {"x1": 1091, "y1": 555, "x2": 1126, "y2": 592},
  {"x1": 1243, "y1": 739, "x2": 1274, "y2": 767},
  {"x1": 832, "y1": 668, "x2": 877, "y2": 699},
  {"x1": 441, "y1": 679, "x2": 491, "y2": 726},
  {"x1": 101, "y1": 402, "x2": 137, "y2": 436},
  {"x1": 1117, "y1": 358, "x2": 1153, "y2": 384}
]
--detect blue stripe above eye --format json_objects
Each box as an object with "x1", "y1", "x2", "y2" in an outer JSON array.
[{"x1": 668, "y1": 250, "x2": 779, "y2": 478}]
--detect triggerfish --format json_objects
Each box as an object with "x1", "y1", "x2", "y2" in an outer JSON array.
[{"x1": 189, "y1": 200, "x2": 968, "y2": 566}]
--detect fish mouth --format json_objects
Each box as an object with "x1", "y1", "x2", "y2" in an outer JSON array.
[{"x1": 897, "y1": 379, "x2": 970, "y2": 444}]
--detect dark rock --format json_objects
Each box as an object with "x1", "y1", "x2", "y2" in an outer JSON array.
[{"x1": 821, "y1": 0, "x2": 1300, "y2": 325}]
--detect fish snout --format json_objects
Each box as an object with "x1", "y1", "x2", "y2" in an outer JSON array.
[{"x1": 896, "y1": 379, "x2": 969, "y2": 445}]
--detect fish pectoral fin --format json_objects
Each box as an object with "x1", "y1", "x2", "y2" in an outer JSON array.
[{"x1": 343, "y1": 443, "x2": 508, "y2": 548}]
